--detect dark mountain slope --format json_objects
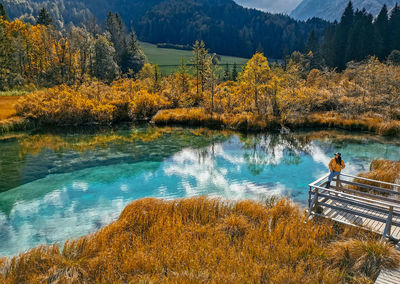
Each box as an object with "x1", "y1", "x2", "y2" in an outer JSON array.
[
  {"x1": 291, "y1": 0, "x2": 398, "y2": 21},
  {"x1": 2, "y1": 0, "x2": 329, "y2": 58}
]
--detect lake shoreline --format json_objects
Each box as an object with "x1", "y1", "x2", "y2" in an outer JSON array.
[
  {"x1": 3, "y1": 107, "x2": 400, "y2": 138},
  {"x1": 153, "y1": 108, "x2": 400, "y2": 137}
]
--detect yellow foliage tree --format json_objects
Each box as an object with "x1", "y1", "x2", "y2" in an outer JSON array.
[{"x1": 239, "y1": 53, "x2": 271, "y2": 115}]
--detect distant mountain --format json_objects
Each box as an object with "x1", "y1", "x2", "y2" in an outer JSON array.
[
  {"x1": 234, "y1": 0, "x2": 302, "y2": 14},
  {"x1": 291, "y1": 0, "x2": 398, "y2": 21},
  {"x1": 1, "y1": 0, "x2": 329, "y2": 59}
]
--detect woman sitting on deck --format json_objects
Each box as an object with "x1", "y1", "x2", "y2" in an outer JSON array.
[{"x1": 326, "y1": 152, "x2": 346, "y2": 189}]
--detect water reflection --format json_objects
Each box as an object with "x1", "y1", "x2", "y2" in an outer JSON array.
[{"x1": 1, "y1": 127, "x2": 400, "y2": 256}]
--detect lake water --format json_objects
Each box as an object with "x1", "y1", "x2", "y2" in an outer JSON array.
[{"x1": 1, "y1": 126, "x2": 400, "y2": 256}]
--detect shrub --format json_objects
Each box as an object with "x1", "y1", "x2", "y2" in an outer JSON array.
[
  {"x1": 16, "y1": 80, "x2": 170, "y2": 125},
  {"x1": 129, "y1": 90, "x2": 167, "y2": 120}
]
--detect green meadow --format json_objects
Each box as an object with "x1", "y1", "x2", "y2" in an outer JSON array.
[{"x1": 139, "y1": 42, "x2": 249, "y2": 74}]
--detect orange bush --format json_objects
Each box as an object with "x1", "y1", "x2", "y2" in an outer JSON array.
[{"x1": 16, "y1": 80, "x2": 169, "y2": 125}]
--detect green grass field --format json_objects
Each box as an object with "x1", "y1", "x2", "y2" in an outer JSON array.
[{"x1": 139, "y1": 42, "x2": 249, "y2": 75}]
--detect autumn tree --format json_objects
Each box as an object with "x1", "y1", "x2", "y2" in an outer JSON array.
[
  {"x1": 0, "y1": 19, "x2": 14, "y2": 89},
  {"x1": 205, "y1": 53, "x2": 220, "y2": 115},
  {"x1": 69, "y1": 26, "x2": 94, "y2": 82},
  {"x1": 240, "y1": 53, "x2": 271, "y2": 115},
  {"x1": 192, "y1": 40, "x2": 209, "y2": 97}
]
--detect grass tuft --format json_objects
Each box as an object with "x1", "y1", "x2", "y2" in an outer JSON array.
[{"x1": 328, "y1": 239, "x2": 400, "y2": 280}]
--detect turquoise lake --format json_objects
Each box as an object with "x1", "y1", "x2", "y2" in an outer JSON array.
[{"x1": 1, "y1": 126, "x2": 400, "y2": 256}]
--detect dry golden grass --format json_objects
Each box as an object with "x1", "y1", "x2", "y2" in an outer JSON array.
[
  {"x1": 153, "y1": 108, "x2": 281, "y2": 131},
  {"x1": 0, "y1": 117, "x2": 34, "y2": 135},
  {"x1": 287, "y1": 112, "x2": 400, "y2": 137},
  {"x1": 154, "y1": 109, "x2": 400, "y2": 137},
  {"x1": 0, "y1": 96, "x2": 21, "y2": 121},
  {"x1": 353, "y1": 160, "x2": 400, "y2": 193},
  {"x1": 328, "y1": 239, "x2": 400, "y2": 280},
  {"x1": 1, "y1": 197, "x2": 398, "y2": 283}
]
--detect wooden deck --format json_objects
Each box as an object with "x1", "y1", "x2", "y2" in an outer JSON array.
[
  {"x1": 307, "y1": 173, "x2": 400, "y2": 283},
  {"x1": 308, "y1": 173, "x2": 400, "y2": 241}
]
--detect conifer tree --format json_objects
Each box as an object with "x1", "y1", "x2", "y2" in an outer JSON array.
[
  {"x1": 92, "y1": 35, "x2": 119, "y2": 83},
  {"x1": 320, "y1": 25, "x2": 335, "y2": 67},
  {"x1": 231, "y1": 62, "x2": 238, "y2": 81},
  {"x1": 345, "y1": 9, "x2": 374, "y2": 63},
  {"x1": 37, "y1": 7, "x2": 53, "y2": 26},
  {"x1": 374, "y1": 5, "x2": 390, "y2": 59},
  {"x1": 223, "y1": 64, "x2": 230, "y2": 81},
  {"x1": 106, "y1": 12, "x2": 127, "y2": 71},
  {"x1": 152, "y1": 64, "x2": 162, "y2": 93},
  {"x1": 126, "y1": 29, "x2": 146, "y2": 74},
  {"x1": 0, "y1": 4, "x2": 9, "y2": 21},
  {"x1": 306, "y1": 29, "x2": 323, "y2": 69},
  {"x1": 389, "y1": 4, "x2": 400, "y2": 52},
  {"x1": 177, "y1": 57, "x2": 189, "y2": 94},
  {"x1": 334, "y1": 1, "x2": 354, "y2": 69},
  {"x1": 306, "y1": 30, "x2": 318, "y2": 54}
]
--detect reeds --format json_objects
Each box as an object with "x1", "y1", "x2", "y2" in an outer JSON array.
[
  {"x1": 1, "y1": 197, "x2": 398, "y2": 283},
  {"x1": 0, "y1": 117, "x2": 35, "y2": 135}
]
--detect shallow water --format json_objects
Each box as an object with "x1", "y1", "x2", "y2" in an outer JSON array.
[{"x1": 0, "y1": 126, "x2": 399, "y2": 256}]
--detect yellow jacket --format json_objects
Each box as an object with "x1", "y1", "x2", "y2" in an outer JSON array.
[{"x1": 329, "y1": 158, "x2": 345, "y2": 172}]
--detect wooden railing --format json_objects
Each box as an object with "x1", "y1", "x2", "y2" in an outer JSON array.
[{"x1": 308, "y1": 173, "x2": 400, "y2": 240}]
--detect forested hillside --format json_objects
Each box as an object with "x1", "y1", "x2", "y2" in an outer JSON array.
[
  {"x1": 1, "y1": 0, "x2": 329, "y2": 59},
  {"x1": 316, "y1": 2, "x2": 400, "y2": 69}
]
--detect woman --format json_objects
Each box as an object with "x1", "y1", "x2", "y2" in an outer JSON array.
[{"x1": 326, "y1": 152, "x2": 345, "y2": 189}]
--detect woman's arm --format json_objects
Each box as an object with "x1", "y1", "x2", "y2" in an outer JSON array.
[
  {"x1": 329, "y1": 159, "x2": 334, "y2": 171},
  {"x1": 341, "y1": 160, "x2": 346, "y2": 169}
]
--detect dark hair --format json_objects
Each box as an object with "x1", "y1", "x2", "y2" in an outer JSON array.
[{"x1": 335, "y1": 156, "x2": 342, "y2": 165}]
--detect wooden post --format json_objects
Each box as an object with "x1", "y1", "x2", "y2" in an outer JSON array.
[
  {"x1": 382, "y1": 206, "x2": 394, "y2": 241},
  {"x1": 308, "y1": 187, "x2": 319, "y2": 217},
  {"x1": 337, "y1": 174, "x2": 342, "y2": 189}
]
